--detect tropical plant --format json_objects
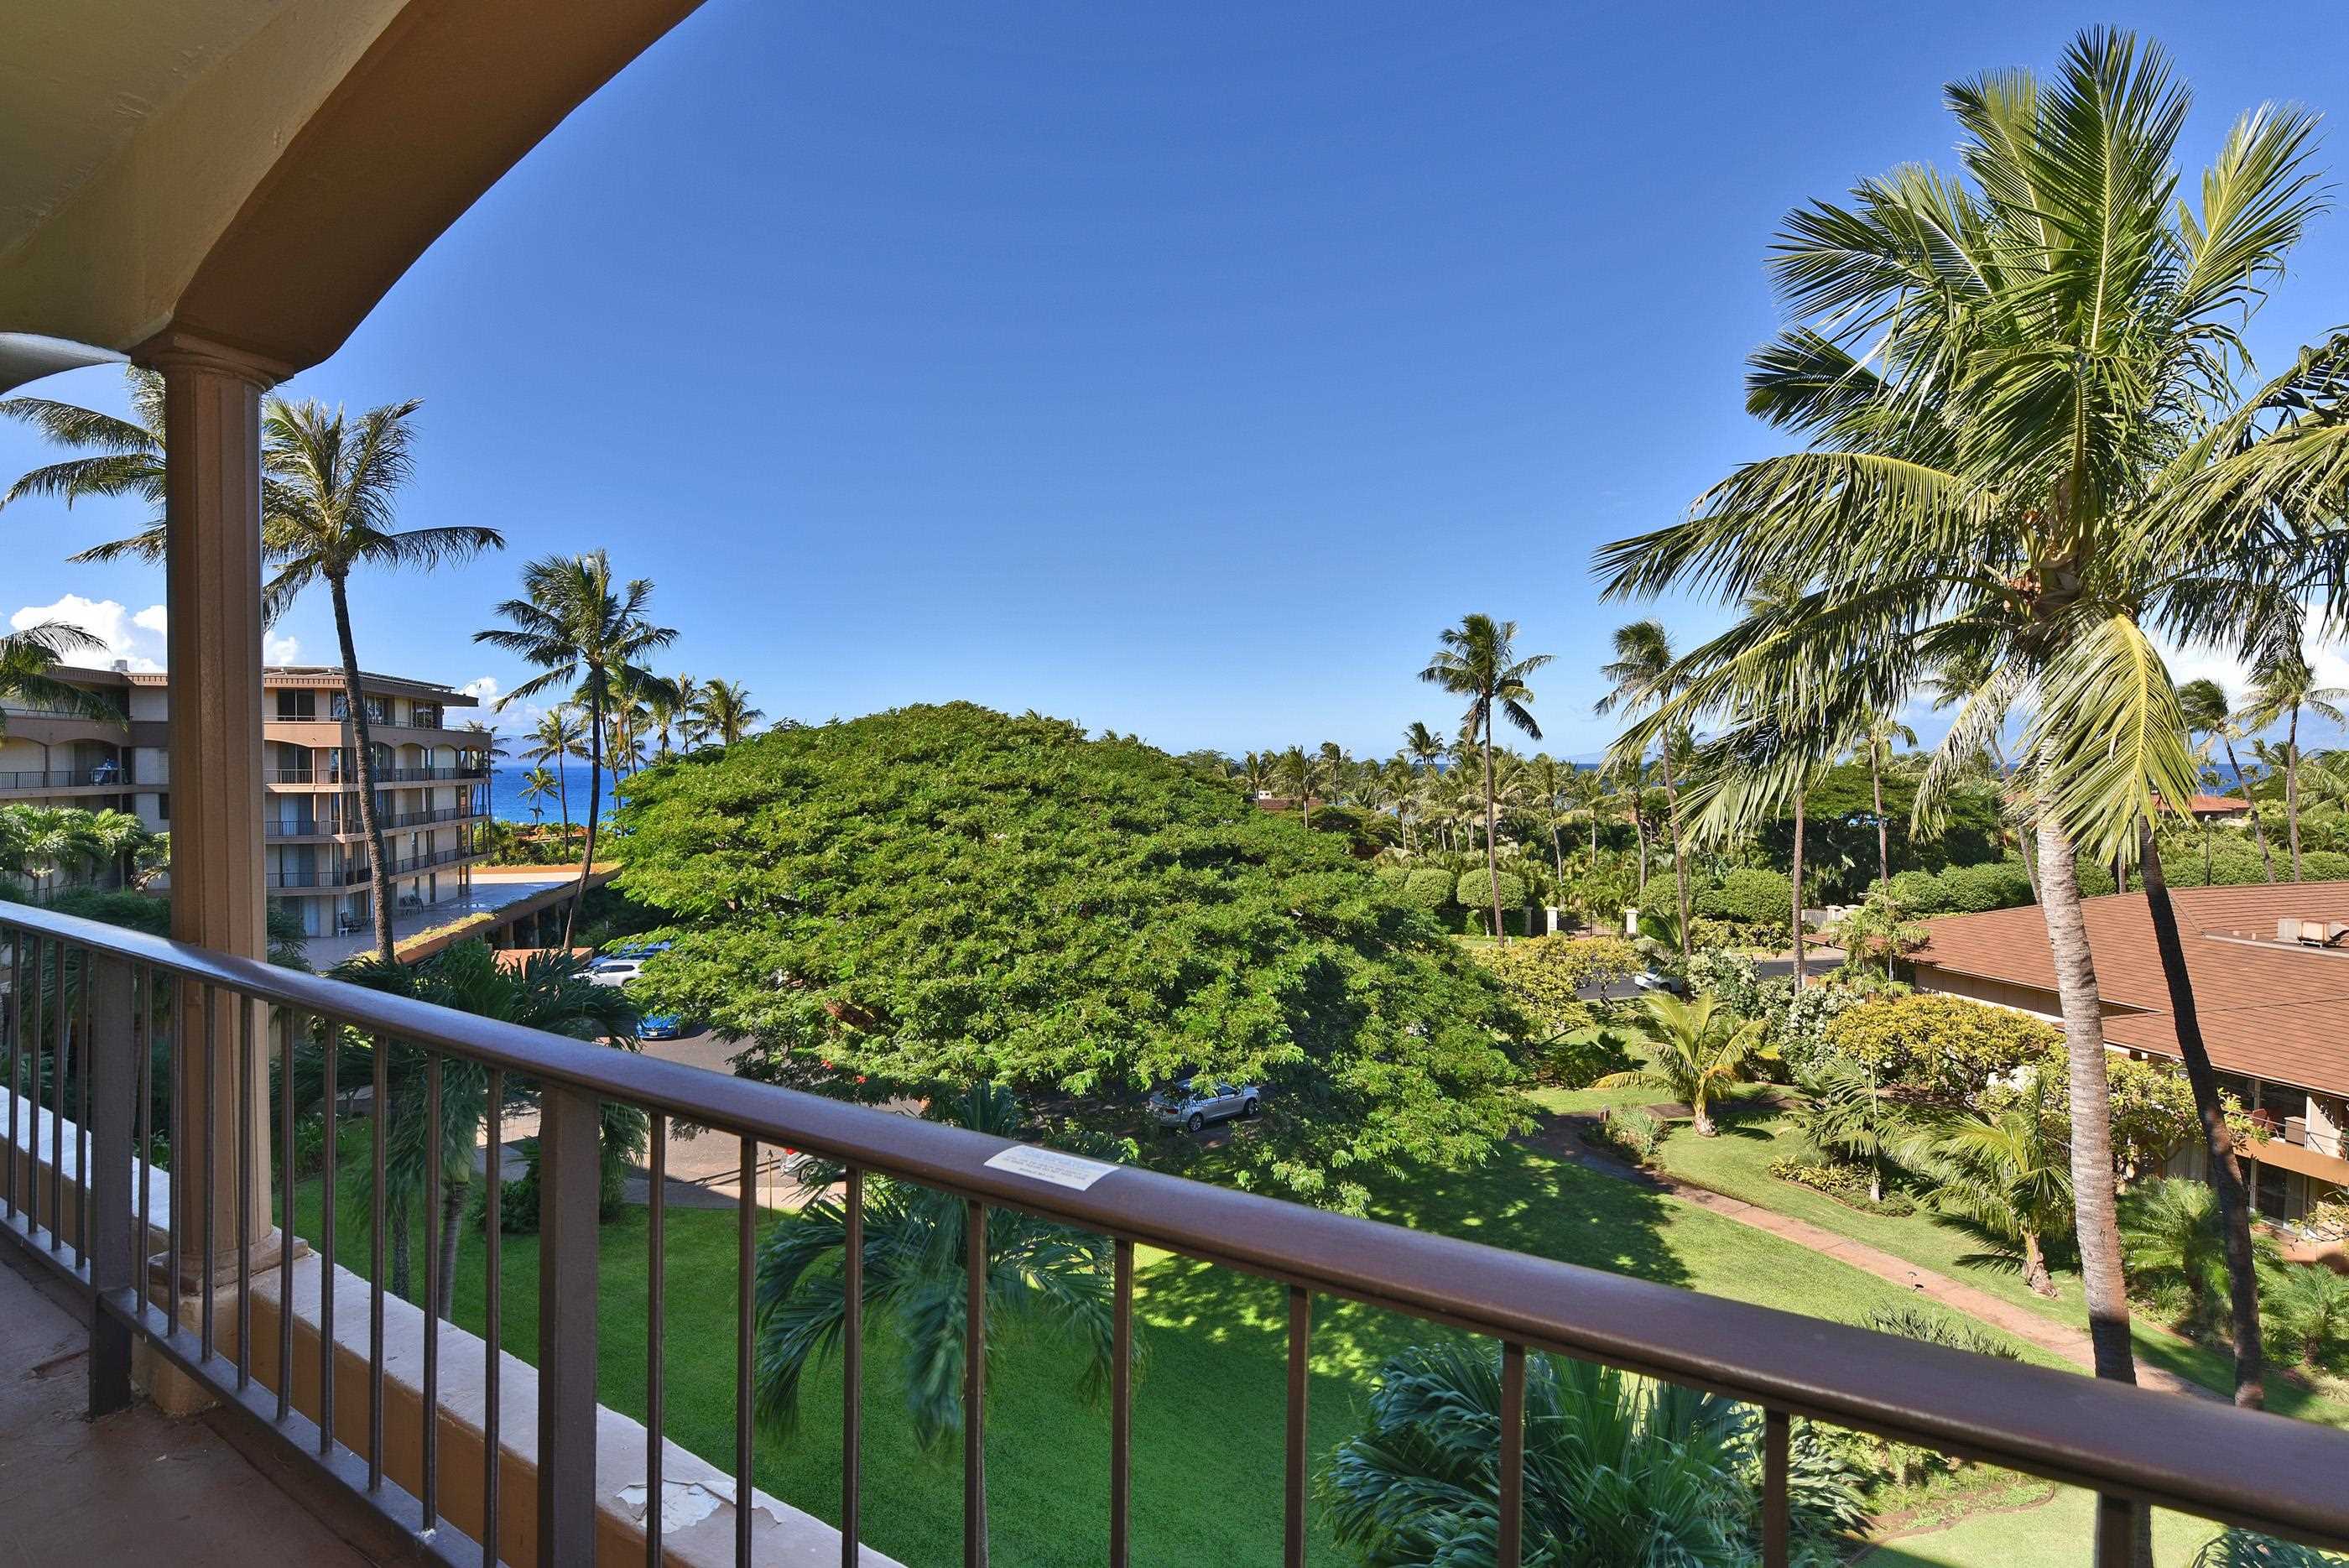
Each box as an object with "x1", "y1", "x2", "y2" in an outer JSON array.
[
  {"x1": 1855, "y1": 713, "x2": 1919, "y2": 893},
  {"x1": 299, "y1": 940, "x2": 638, "y2": 1313},
  {"x1": 1796, "y1": 1058, "x2": 1902, "y2": 1202},
  {"x1": 1322, "y1": 1342, "x2": 1867, "y2": 1567},
  {"x1": 1910, "y1": 1091, "x2": 2074, "y2": 1298},
  {"x1": 2117, "y1": 1178, "x2": 2268, "y2": 1331},
  {"x1": 475, "y1": 551, "x2": 676, "y2": 945},
  {"x1": 1421, "y1": 615, "x2": 1552, "y2": 944},
  {"x1": 1597, "y1": 619, "x2": 1692, "y2": 959},
  {"x1": 260, "y1": 398, "x2": 503, "y2": 964},
  {"x1": 2241, "y1": 639, "x2": 2349, "y2": 883},
  {"x1": 522, "y1": 706, "x2": 582, "y2": 844},
  {"x1": 696, "y1": 679, "x2": 763, "y2": 747},
  {"x1": 2261, "y1": 1263, "x2": 2349, "y2": 1372},
  {"x1": 0, "y1": 623, "x2": 122, "y2": 735},
  {"x1": 2177, "y1": 677, "x2": 2276, "y2": 882},
  {"x1": 0, "y1": 366, "x2": 175, "y2": 556},
  {"x1": 518, "y1": 765, "x2": 558, "y2": 826},
  {"x1": 1596, "y1": 29, "x2": 2331, "y2": 1410},
  {"x1": 753, "y1": 1084, "x2": 1117, "y2": 1451},
  {"x1": 1595, "y1": 992, "x2": 1775, "y2": 1136}
]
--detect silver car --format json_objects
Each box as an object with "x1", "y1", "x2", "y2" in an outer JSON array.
[{"x1": 1149, "y1": 1078, "x2": 1260, "y2": 1133}]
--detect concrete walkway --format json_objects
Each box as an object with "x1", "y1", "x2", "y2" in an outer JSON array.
[{"x1": 1531, "y1": 1109, "x2": 2216, "y2": 1401}]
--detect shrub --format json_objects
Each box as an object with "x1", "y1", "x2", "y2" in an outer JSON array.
[
  {"x1": 1768, "y1": 1157, "x2": 1918, "y2": 1216},
  {"x1": 1936, "y1": 860, "x2": 2034, "y2": 912},
  {"x1": 1821, "y1": 992, "x2": 2057, "y2": 1097},
  {"x1": 1886, "y1": 868, "x2": 1950, "y2": 914},
  {"x1": 1400, "y1": 867, "x2": 1456, "y2": 913},
  {"x1": 1695, "y1": 867, "x2": 1793, "y2": 930},
  {"x1": 1857, "y1": 1302, "x2": 2019, "y2": 1360},
  {"x1": 1470, "y1": 933, "x2": 1641, "y2": 1033},
  {"x1": 1589, "y1": 1106, "x2": 1666, "y2": 1164},
  {"x1": 1455, "y1": 868, "x2": 1528, "y2": 918}
]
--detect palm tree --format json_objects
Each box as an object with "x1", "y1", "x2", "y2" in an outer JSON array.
[
  {"x1": 522, "y1": 707, "x2": 582, "y2": 851},
  {"x1": 2117, "y1": 1179, "x2": 2238, "y2": 1331},
  {"x1": 2241, "y1": 644, "x2": 2347, "y2": 883},
  {"x1": 1596, "y1": 620, "x2": 1691, "y2": 961},
  {"x1": 1325, "y1": 1341, "x2": 1867, "y2": 1565},
  {"x1": 475, "y1": 552, "x2": 676, "y2": 945},
  {"x1": 84, "y1": 807, "x2": 149, "y2": 889},
  {"x1": 1594, "y1": 992, "x2": 1773, "y2": 1137},
  {"x1": 697, "y1": 680, "x2": 763, "y2": 747},
  {"x1": 1596, "y1": 32, "x2": 2329, "y2": 1418},
  {"x1": 0, "y1": 805, "x2": 102, "y2": 893},
  {"x1": 657, "y1": 672, "x2": 701, "y2": 756},
  {"x1": 306, "y1": 940, "x2": 638, "y2": 1314},
  {"x1": 1421, "y1": 616, "x2": 1551, "y2": 944},
  {"x1": 0, "y1": 623, "x2": 120, "y2": 735},
  {"x1": 753, "y1": 1085, "x2": 1117, "y2": 1451},
  {"x1": 1401, "y1": 720, "x2": 1447, "y2": 775},
  {"x1": 260, "y1": 399, "x2": 503, "y2": 964},
  {"x1": 1913, "y1": 1095, "x2": 2074, "y2": 1300},
  {"x1": 2177, "y1": 679, "x2": 2276, "y2": 882},
  {"x1": 0, "y1": 367, "x2": 169, "y2": 555},
  {"x1": 518, "y1": 765, "x2": 557, "y2": 826},
  {"x1": 2262, "y1": 1263, "x2": 2349, "y2": 1372}
]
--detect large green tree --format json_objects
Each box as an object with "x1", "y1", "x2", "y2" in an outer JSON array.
[{"x1": 616, "y1": 703, "x2": 1531, "y2": 1211}]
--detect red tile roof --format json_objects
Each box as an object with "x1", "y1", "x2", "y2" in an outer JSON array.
[{"x1": 1909, "y1": 881, "x2": 2349, "y2": 1095}]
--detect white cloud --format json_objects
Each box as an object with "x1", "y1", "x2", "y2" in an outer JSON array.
[
  {"x1": 263, "y1": 632, "x2": 301, "y2": 664},
  {"x1": 9, "y1": 594, "x2": 165, "y2": 671},
  {"x1": 132, "y1": 605, "x2": 168, "y2": 636},
  {"x1": 460, "y1": 675, "x2": 500, "y2": 701}
]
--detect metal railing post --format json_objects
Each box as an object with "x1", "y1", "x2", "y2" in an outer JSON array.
[
  {"x1": 537, "y1": 1083, "x2": 602, "y2": 1567},
  {"x1": 86, "y1": 953, "x2": 135, "y2": 1415}
]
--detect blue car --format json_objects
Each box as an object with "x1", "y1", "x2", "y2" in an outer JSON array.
[{"x1": 638, "y1": 1014, "x2": 686, "y2": 1040}]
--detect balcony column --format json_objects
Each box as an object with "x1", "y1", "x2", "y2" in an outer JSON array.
[{"x1": 145, "y1": 329, "x2": 294, "y2": 1306}]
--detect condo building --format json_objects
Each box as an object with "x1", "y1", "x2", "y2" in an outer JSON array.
[{"x1": 0, "y1": 664, "x2": 493, "y2": 937}]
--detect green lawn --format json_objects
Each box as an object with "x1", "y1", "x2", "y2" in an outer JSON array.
[
  {"x1": 1648, "y1": 1106, "x2": 2349, "y2": 1426},
  {"x1": 1860, "y1": 1487, "x2": 2245, "y2": 1566},
  {"x1": 286, "y1": 1128, "x2": 2053, "y2": 1566}
]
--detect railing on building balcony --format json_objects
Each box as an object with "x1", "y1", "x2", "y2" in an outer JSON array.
[
  {"x1": 267, "y1": 766, "x2": 487, "y2": 787},
  {"x1": 0, "y1": 766, "x2": 133, "y2": 789},
  {"x1": 3, "y1": 899, "x2": 2349, "y2": 1568},
  {"x1": 334, "y1": 847, "x2": 473, "y2": 886}
]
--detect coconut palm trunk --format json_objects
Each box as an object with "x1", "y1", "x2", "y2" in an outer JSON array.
[
  {"x1": 1790, "y1": 791, "x2": 1808, "y2": 987},
  {"x1": 1658, "y1": 748, "x2": 1690, "y2": 961},
  {"x1": 2285, "y1": 709, "x2": 2303, "y2": 882},
  {"x1": 1869, "y1": 738, "x2": 1891, "y2": 892},
  {"x1": 2222, "y1": 737, "x2": 2277, "y2": 882},
  {"x1": 569, "y1": 680, "x2": 605, "y2": 948},
  {"x1": 2034, "y1": 816, "x2": 2138, "y2": 1388},
  {"x1": 1482, "y1": 716, "x2": 1504, "y2": 940},
  {"x1": 330, "y1": 575, "x2": 398, "y2": 966},
  {"x1": 2138, "y1": 820, "x2": 2264, "y2": 1406}
]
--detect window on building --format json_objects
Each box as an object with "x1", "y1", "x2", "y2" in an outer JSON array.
[
  {"x1": 275, "y1": 690, "x2": 318, "y2": 721},
  {"x1": 413, "y1": 702, "x2": 441, "y2": 729}
]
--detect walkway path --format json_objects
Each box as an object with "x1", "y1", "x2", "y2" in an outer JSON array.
[{"x1": 1529, "y1": 1109, "x2": 2216, "y2": 1401}]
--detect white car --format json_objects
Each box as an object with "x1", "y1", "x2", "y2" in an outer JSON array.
[{"x1": 586, "y1": 956, "x2": 643, "y2": 988}]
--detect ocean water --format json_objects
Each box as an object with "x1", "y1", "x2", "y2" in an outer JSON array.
[{"x1": 488, "y1": 764, "x2": 620, "y2": 825}]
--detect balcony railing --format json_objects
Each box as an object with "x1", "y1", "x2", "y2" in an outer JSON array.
[
  {"x1": 0, "y1": 767, "x2": 131, "y2": 790},
  {"x1": 3, "y1": 899, "x2": 2349, "y2": 1568},
  {"x1": 264, "y1": 766, "x2": 487, "y2": 786}
]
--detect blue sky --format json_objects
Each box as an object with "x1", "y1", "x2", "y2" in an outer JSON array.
[{"x1": 8, "y1": 3, "x2": 2349, "y2": 759}]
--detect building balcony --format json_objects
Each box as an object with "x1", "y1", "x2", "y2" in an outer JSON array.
[
  {"x1": 3, "y1": 900, "x2": 2348, "y2": 1568},
  {"x1": 264, "y1": 805, "x2": 482, "y2": 842},
  {"x1": 266, "y1": 765, "x2": 489, "y2": 788},
  {"x1": 0, "y1": 765, "x2": 134, "y2": 794}
]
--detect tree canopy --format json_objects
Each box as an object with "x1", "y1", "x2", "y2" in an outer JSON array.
[{"x1": 616, "y1": 703, "x2": 1532, "y2": 1208}]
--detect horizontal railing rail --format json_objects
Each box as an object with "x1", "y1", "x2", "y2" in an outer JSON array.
[
  {"x1": 4, "y1": 896, "x2": 2349, "y2": 1568},
  {"x1": 0, "y1": 767, "x2": 132, "y2": 789}
]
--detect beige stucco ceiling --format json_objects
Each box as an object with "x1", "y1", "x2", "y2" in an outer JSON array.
[
  {"x1": 0, "y1": 0, "x2": 702, "y2": 383},
  {"x1": 0, "y1": 2, "x2": 292, "y2": 257}
]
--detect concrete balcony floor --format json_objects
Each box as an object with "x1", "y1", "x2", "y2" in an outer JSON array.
[{"x1": 0, "y1": 1251, "x2": 384, "y2": 1568}]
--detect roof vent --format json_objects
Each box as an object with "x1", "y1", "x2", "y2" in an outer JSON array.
[{"x1": 2277, "y1": 918, "x2": 2349, "y2": 946}]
